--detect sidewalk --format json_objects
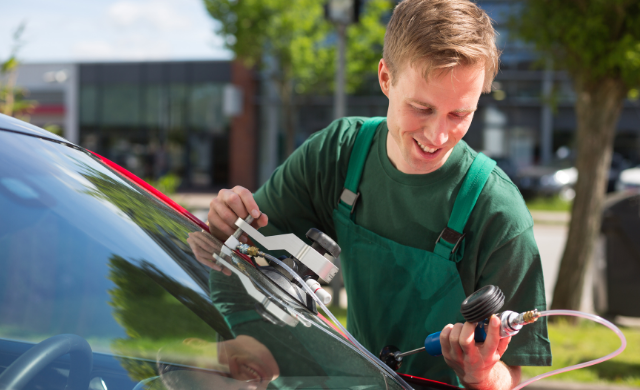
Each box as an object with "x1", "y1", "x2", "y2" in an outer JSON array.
[{"x1": 530, "y1": 210, "x2": 570, "y2": 225}]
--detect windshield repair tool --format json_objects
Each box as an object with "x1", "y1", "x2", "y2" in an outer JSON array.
[
  {"x1": 224, "y1": 215, "x2": 340, "y2": 312},
  {"x1": 379, "y1": 285, "x2": 627, "y2": 389},
  {"x1": 219, "y1": 216, "x2": 415, "y2": 390}
]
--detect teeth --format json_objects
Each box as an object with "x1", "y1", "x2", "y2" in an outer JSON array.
[
  {"x1": 416, "y1": 139, "x2": 438, "y2": 153},
  {"x1": 243, "y1": 364, "x2": 261, "y2": 381}
]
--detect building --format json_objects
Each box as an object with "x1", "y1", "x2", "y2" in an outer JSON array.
[{"x1": 11, "y1": 60, "x2": 258, "y2": 191}]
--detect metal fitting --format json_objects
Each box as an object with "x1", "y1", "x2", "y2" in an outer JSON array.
[
  {"x1": 522, "y1": 309, "x2": 540, "y2": 324},
  {"x1": 236, "y1": 243, "x2": 260, "y2": 257}
]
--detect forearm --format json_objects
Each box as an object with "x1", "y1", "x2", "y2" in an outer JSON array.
[{"x1": 461, "y1": 363, "x2": 521, "y2": 390}]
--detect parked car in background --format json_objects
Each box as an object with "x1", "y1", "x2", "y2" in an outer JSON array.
[
  {"x1": 616, "y1": 165, "x2": 640, "y2": 192},
  {"x1": 515, "y1": 152, "x2": 631, "y2": 200},
  {"x1": 0, "y1": 114, "x2": 454, "y2": 390},
  {"x1": 515, "y1": 159, "x2": 577, "y2": 201}
]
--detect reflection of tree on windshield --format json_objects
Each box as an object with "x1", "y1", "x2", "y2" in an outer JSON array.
[
  {"x1": 106, "y1": 255, "x2": 221, "y2": 382},
  {"x1": 78, "y1": 163, "x2": 189, "y2": 239},
  {"x1": 106, "y1": 255, "x2": 279, "y2": 389}
]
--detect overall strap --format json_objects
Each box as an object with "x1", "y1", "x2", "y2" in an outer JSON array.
[
  {"x1": 338, "y1": 117, "x2": 386, "y2": 220},
  {"x1": 434, "y1": 153, "x2": 497, "y2": 261}
]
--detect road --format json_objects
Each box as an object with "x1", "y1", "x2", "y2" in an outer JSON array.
[{"x1": 533, "y1": 223, "x2": 569, "y2": 309}]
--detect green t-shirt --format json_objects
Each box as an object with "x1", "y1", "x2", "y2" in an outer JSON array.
[{"x1": 254, "y1": 117, "x2": 552, "y2": 373}]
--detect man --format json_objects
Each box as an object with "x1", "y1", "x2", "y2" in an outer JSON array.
[{"x1": 208, "y1": 0, "x2": 551, "y2": 388}]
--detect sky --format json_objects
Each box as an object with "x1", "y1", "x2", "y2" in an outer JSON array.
[{"x1": 0, "y1": 0, "x2": 233, "y2": 63}]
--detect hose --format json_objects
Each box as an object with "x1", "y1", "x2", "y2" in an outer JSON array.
[
  {"x1": 512, "y1": 310, "x2": 627, "y2": 390},
  {"x1": 260, "y1": 252, "x2": 414, "y2": 390}
]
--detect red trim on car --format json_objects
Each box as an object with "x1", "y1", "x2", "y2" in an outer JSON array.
[
  {"x1": 88, "y1": 150, "x2": 211, "y2": 232},
  {"x1": 398, "y1": 373, "x2": 460, "y2": 389}
]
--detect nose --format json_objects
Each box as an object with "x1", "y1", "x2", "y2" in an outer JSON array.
[{"x1": 424, "y1": 115, "x2": 449, "y2": 147}]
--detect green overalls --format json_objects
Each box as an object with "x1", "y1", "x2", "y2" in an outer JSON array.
[{"x1": 333, "y1": 117, "x2": 497, "y2": 385}]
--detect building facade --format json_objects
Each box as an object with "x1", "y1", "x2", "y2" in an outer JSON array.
[{"x1": 13, "y1": 60, "x2": 257, "y2": 191}]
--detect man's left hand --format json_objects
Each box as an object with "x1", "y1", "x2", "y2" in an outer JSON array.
[{"x1": 440, "y1": 315, "x2": 521, "y2": 390}]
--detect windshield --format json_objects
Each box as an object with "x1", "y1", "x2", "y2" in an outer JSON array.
[{"x1": 0, "y1": 130, "x2": 402, "y2": 390}]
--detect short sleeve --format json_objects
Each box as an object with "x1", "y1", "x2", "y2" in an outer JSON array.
[
  {"x1": 479, "y1": 226, "x2": 552, "y2": 367},
  {"x1": 253, "y1": 118, "x2": 363, "y2": 243}
]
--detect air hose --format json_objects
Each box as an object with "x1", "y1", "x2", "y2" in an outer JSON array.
[
  {"x1": 512, "y1": 310, "x2": 626, "y2": 390},
  {"x1": 236, "y1": 240, "x2": 626, "y2": 389},
  {"x1": 259, "y1": 251, "x2": 414, "y2": 390}
]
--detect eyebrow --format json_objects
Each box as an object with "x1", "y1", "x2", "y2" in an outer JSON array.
[{"x1": 407, "y1": 98, "x2": 477, "y2": 113}]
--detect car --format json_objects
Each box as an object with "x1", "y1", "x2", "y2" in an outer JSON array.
[
  {"x1": 0, "y1": 114, "x2": 456, "y2": 390},
  {"x1": 615, "y1": 165, "x2": 640, "y2": 192},
  {"x1": 515, "y1": 160, "x2": 577, "y2": 201}
]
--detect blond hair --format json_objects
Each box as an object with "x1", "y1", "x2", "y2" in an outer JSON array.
[{"x1": 383, "y1": 0, "x2": 499, "y2": 92}]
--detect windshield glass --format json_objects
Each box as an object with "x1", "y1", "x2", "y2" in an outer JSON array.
[{"x1": 0, "y1": 131, "x2": 401, "y2": 390}]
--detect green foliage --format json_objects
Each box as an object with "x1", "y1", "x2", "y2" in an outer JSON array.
[
  {"x1": 204, "y1": 0, "x2": 392, "y2": 94},
  {"x1": 145, "y1": 173, "x2": 181, "y2": 195},
  {"x1": 526, "y1": 196, "x2": 572, "y2": 212},
  {"x1": 43, "y1": 124, "x2": 62, "y2": 136},
  {"x1": 107, "y1": 256, "x2": 219, "y2": 381},
  {"x1": 511, "y1": 0, "x2": 640, "y2": 88},
  {"x1": 1, "y1": 22, "x2": 36, "y2": 118}
]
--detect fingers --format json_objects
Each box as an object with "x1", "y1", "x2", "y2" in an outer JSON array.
[
  {"x1": 233, "y1": 186, "x2": 262, "y2": 219},
  {"x1": 440, "y1": 323, "x2": 453, "y2": 354},
  {"x1": 187, "y1": 232, "x2": 232, "y2": 276},
  {"x1": 458, "y1": 321, "x2": 477, "y2": 354},
  {"x1": 208, "y1": 186, "x2": 268, "y2": 242},
  {"x1": 442, "y1": 323, "x2": 465, "y2": 360},
  {"x1": 480, "y1": 315, "x2": 502, "y2": 354}
]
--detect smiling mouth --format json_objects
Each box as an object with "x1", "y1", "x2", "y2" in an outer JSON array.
[
  {"x1": 240, "y1": 363, "x2": 264, "y2": 382},
  {"x1": 415, "y1": 138, "x2": 439, "y2": 154}
]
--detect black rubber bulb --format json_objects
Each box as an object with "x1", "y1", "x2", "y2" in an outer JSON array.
[
  {"x1": 380, "y1": 285, "x2": 506, "y2": 369},
  {"x1": 460, "y1": 285, "x2": 505, "y2": 323}
]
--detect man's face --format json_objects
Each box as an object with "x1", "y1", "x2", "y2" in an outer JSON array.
[{"x1": 379, "y1": 60, "x2": 485, "y2": 174}]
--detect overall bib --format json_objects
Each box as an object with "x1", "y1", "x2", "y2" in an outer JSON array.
[{"x1": 332, "y1": 117, "x2": 496, "y2": 385}]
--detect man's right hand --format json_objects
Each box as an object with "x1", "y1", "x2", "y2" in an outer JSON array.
[{"x1": 208, "y1": 186, "x2": 269, "y2": 242}]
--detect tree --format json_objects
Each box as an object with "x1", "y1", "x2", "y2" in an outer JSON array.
[
  {"x1": 0, "y1": 22, "x2": 36, "y2": 120},
  {"x1": 511, "y1": 1, "x2": 640, "y2": 314},
  {"x1": 203, "y1": 0, "x2": 392, "y2": 156}
]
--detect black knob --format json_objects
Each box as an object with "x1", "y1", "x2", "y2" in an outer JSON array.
[
  {"x1": 460, "y1": 285, "x2": 505, "y2": 323},
  {"x1": 379, "y1": 345, "x2": 402, "y2": 371},
  {"x1": 306, "y1": 228, "x2": 341, "y2": 258}
]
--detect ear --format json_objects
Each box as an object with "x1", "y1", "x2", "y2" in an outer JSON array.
[{"x1": 378, "y1": 59, "x2": 392, "y2": 98}]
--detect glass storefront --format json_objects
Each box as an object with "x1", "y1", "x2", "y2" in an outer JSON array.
[{"x1": 79, "y1": 62, "x2": 232, "y2": 190}]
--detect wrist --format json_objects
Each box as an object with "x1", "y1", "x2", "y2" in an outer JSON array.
[{"x1": 459, "y1": 362, "x2": 517, "y2": 390}]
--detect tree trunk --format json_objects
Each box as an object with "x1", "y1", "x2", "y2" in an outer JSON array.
[{"x1": 550, "y1": 77, "x2": 627, "y2": 317}]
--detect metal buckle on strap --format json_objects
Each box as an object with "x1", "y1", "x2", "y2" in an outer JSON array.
[
  {"x1": 436, "y1": 227, "x2": 466, "y2": 254},
  {"x1": 339, "y1": 188, "x2": 360, "y2": 214}
]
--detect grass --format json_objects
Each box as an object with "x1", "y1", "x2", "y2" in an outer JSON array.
[
  {"x1": 525, "y1": 196, "x2": 573, "y2": 212},
  {"x1": 320, "y1": 308, "x2": 640, "y2": 386},
  {"x1": 522, "y1": 319, "x2": 640, "y2": 386}
]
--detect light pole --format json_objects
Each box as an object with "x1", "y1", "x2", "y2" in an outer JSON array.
[{"x1": 326, "y1": 0, "x2": 360, "y2": 120}]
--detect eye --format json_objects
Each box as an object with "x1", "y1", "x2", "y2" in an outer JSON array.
[
  {"x1": 411, "y1": 105, "x2": 432, "y2": 114},
  {"x1": 450, "y1": 112, "x2": 470, "y2": 119}
]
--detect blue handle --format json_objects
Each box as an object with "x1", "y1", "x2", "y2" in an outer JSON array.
[{"x1": 424, "y1": 321, "x2": 488, "y2": 356}]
